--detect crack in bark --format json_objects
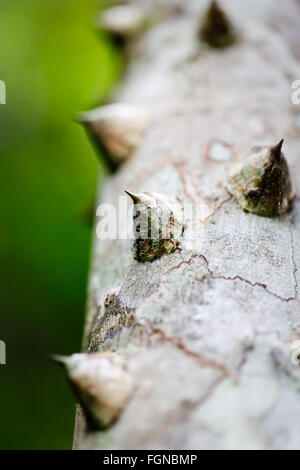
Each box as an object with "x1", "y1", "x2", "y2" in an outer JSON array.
[
  {"x1": 288, "y1": 219, "x2": 298, "y2": 301},
  {"x1": 161, "y1": 251, "x2": 295, "y2": 302},
  {"x1": 170, "y1": 159, "x2": 212, "y2": 204},
  {"x1": 232, "y1": 344, "x2": 256, "y2": 383},
  {"x1": 133, "y1": 249, "x2": 297, "y2": 328},
  {"x1": 201, "y1": 195, "x2": 233, "y2": 223},
  {"x1": 185, "y1": 253, "x2": 297, "y2": 303},
  {"x1": 163, "y1": 374, "x2": 227, "y2": 429},
  {"x1": 141, "y1": 318, "x2": 229, "y2": 376},
  {"x1": 127, "y1": 373, "x2": 226, "y2": 449},
  {"x1": 170, "y1": 157, "x2": 233, "y2": 216}
]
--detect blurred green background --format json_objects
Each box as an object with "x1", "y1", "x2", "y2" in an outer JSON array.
[{"x1": 0, "y1": 0, "x2": 122, "y2": 449}]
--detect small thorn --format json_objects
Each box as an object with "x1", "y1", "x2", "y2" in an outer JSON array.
[
  {"x1": 76, "y1": 111, "x2": 89, "y2": 123},
  {"x1": 95, "y1": 5, "x2": 147, "y2": 39},
  {"x1": 51, "y1": 354, "x2": 69, "y2": 365},
  {"x1": 271, "y1": 139, "x2": 284, "y2": 162},
  {"x1": 125, "y1": 190, "x2": 141, "y2": 204},
  {"x1": 199, "y1": 1, "x2": 236, "y2": 49}
]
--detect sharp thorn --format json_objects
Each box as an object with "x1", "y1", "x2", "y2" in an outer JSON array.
[
  {"x1": 125, "y1": 190, "x2": 140, "y2": 203},
  {"x1": 51, "y1": 354, "x2": 69, "y2": 366},
  {"x1": 271, "y1": 139, "x2": 284, "y2": 162}
]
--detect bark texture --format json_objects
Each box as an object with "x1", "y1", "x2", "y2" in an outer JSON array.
[{"x1": 74, "y1": 0, "x2": 300, "y2": 450}]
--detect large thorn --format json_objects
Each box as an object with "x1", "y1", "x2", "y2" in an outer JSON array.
[
  {"x1": 53, "y1": 352, "x2": 133, "y2": 430},
  {"x1": 199, "y1": 1, "x2": 236, "y2": 49},
  {"x1": 227, "y1": 139, "x2": 293, "y2": 217},
  {"x1": 78, "y1": 103, "x2": 150, "y2": 172},
  {"x1": 127, "y1": 192, "x2": 184, "y2": 263}
]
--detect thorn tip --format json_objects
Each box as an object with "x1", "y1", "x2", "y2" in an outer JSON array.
[
  {"x1": 125, "y1": 190, "x2": 140, "y2": 203},
  {"x1": 271, "y1": 139, "x2": 284, "y2": 162},
  {"x1": 51, "y1": 354, "x2": 69, "y2": 365},
  {"x1": 199, "y1": 0, "x2": 236, "y2": 49}
]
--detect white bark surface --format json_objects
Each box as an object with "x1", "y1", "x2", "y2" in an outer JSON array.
[{"x1": 74, "y1": 0, "x2": 300, "y2": 450}]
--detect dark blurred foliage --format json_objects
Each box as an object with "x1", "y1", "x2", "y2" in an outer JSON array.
[{"x1": 0, "y1": 0, "x2": 122, "y2": 449}]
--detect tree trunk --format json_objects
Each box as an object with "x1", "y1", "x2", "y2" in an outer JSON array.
[{"x1": 73, "y1": 0, "x2": 300, "y2": 450}]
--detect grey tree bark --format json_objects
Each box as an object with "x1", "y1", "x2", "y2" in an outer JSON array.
[{"x1": 73, "y1": 0, "x2": 300, "y2": 450}]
